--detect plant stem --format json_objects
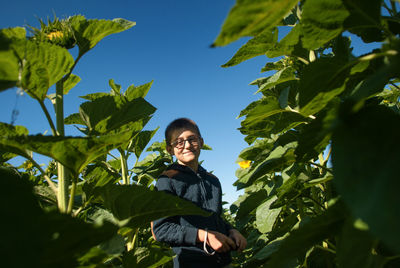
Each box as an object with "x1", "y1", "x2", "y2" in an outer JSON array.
[
  {"x1": 119, "y1": 148, "x2": 129, "y2": 185},
  {"x1": 315, "y1": 245, "x2": 336, "y2": 255},
  {"x1": 390, "y1": 1, "x2": 398, "y2": 15},
  {"x1": 66, "y1": 177, "x2": 77, "y2": 214},
  {"x1": 38, "y1": 100, "x2": 57, "y2": 136},
  {"x1": 308, "y1": 162, "x2": 333, "y2": 174},
  {"x1": 127, "y1": 228, "x2": 139, "y2": 251},
  {"x1": 55, "y1": 80, "x2": 69, "y2": 213}
]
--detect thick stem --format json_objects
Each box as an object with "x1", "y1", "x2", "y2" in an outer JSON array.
[
  {"x1": 55, "y1": 80, "x2": 69, "y2": 213},
  {"x1": 66, "y1": 177, "x2": 77, "y2": 214}
]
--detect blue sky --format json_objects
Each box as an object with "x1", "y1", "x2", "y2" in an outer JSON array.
[{"x1": 0, "y1": 0, "x2": 268, "y2": 205}]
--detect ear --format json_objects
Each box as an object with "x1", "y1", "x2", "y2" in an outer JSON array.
[
  {"x1": 200, "y1": 137, "x2": 204, "y2": 148},
  {"x1": 166, "y1": 145, "x2": 174, "y2": 155}
]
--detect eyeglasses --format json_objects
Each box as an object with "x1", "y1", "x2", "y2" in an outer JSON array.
[{"x1": 171, "y1": 136, "x2": 200, "y2": 149}]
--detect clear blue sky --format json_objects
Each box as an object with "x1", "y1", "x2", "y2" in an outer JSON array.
[
  {"x1": 0, "y1": 0, "x2": 268, "y2": 205},
  {"x1": 0, "y1": 1, "x2": 379, "y2": 205}
]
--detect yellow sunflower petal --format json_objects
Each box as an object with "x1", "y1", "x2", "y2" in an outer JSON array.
[{"x1": 238, "y1": 160, "x2": 251, "y2": 169}]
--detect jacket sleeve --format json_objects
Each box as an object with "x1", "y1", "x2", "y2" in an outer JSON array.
[{"x1": 152, "y1": 176, "x2": 198, "y2": 246}]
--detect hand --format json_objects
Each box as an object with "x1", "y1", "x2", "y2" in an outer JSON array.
[
  {"x1": 229, "y1": 229, "x2": 247, "y2": 252},
  {"x1": 197, "y1": 229, "x2": 236, "y2": 253}
]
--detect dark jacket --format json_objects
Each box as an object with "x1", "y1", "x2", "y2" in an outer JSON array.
[{"x1": 152, "y1": 163, "x2": 233, "y2": 268}]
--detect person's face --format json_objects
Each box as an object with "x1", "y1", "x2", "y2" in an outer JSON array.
[{"x1": 167, "y1": 128, "x2": 203, "y2": 168}]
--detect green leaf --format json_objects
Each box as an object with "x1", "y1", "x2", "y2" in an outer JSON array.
[
  {"x1": 266, "y1": 24, "x2": 306, "y2": 58},
  {"x1": 237, "y1": 138, "x2": 275, "y2": 162},
  {"x1": 238, "y1": 97, "x2": 307, "y2": 142},
  {"x1": 21, "y1": 41, "x2": 74, "y2": 101},
  {"x1": 332, "y1": 103, "x2": 400, "y2": 253},
  {"x1": 213, "y1": 0, "x2": 298, "y2": 47},
  {"x1": 123, "y1": 246, "x2": 173, "y2": 268},
  {"x1": 336, "y1": 219, "x2": 385, "y2": 268},
  {"x1": 295, "y1": 100, "x2": 338, "y2": 162},
  {"x1": 267, "y1": 202, "x2": 346, "y2": 267},
  {"x1": 64, "y1": 112, "x2": 86, "y2": 125},
  {"x1": 125, "y1": 80, "x2": 154, "y2": 100},
  {"x1": 0, "y1": 166, "x2": 117, "y2": 268},
  {"x1": 342, "y1": 0, "x2": 383, "y2": 43},
  {"x1": 299, "y1": 57, "x2": 349, "y2": 116},
  {"x1": 128, "y1": 128, "x2": 159, "y2": 159},
  {"x1": 256, "y1": 196, "x2": 282, "y2": 233},
  {"x1": 69, "y1": 15, "x2": 135, "y2": 57},
  {"x1": 79, "y1": 96, "x2": 156, "y2": 135},
  {"x1": 235, "y1": 189, "x2": 269, "y2": 220},
  {"x1": 234, "y1": 142, "x2": 297, "y2": 189},
  {"x1": 251, "y1": 67, "x2": 297, "y2": 93},
  {"x1": 350, "y1": 45, "x2": 400, "y2": 102},
  {"x1": 0, "y1": 122, "x2": 30, "y2": 159},
  {"x1": 252, "y1": 237, "x2": 284, "y2": 261},
  {"x1": 222, "y1": 28, "x2": 278, "y2": 67},
  {"x1": 108, "y1": 79, "x2": 122, "y2": 95},
  {"x1": 99, "y1": 184, "x2": 211, "y2": 228},
  {"x1": 0, "y1": 27, "x2": 26, "y2": 40},
  {"x1": 0, "y1": 130, "x2": 135, "y2": 176},
  {"x1": 0, "y1": 50, "x2": 19, "y2": 92},
  {"x1": 63, "y1": 74, "x2": 81, "y2": 94},
  {"x1": 300, "y1": 0, "x2": 350, "y2": 50},
  {"x1": 0, "y1": 28, "x2": 27, "y2": 91},
  {"x1": 0, "y1": 167, "x2": 44, "y2": 267}
]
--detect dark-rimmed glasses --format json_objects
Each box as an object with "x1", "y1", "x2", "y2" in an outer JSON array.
[{"x1": 171, "y1": 136, "x2": 200, "y2": 149}]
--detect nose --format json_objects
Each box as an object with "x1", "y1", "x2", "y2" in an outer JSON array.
[{"x1": 183, "y1": 139, "x2": 193, "y2": 148}]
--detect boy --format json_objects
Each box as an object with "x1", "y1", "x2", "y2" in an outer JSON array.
[{"x1": 152, "y1": 118, "x2": 246, "y2": 268}]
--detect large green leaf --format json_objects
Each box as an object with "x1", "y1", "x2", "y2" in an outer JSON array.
[
  {"x1": 99, "y1": 184, "x2": 211, "y2": 228},
  {"x1": 300, "y1": 0, "x2": 349, "y2": 50},
  {"x1": 123, "y1": 246, "x2": 173, "y2": 268},
  {"x1": 0, "y1": 50, "x2": 19, "y2": 92},
  {"x1": 0, "y1": 27, "x2": 26, "y2": 91},
  {"x1": 63, "y1": 74, "x2": 81, "y2": 94},
  {"x1": 251, "y1": 67, "x2": 297, "y2": 93},
  {"x1": 127, "y1": 128, "x2": 159, "y2": 159},
  {"x1": 238, "y1": 97, "x2": 307, "y2": 142},
  {"x1": 299, "y1": 57, "x2": 349, "y2": 116},
  {"x1": 350, "y1": 42, "x2": 400, "y2": 102},
  {"x1": 125, "y1": 80, "x2": 154, "y2": 100},
  {"x1": 235, "y1": 189, "x2": 269, "y2": 220},
  {"x1": 332, "y1": 103, "x2": 400, "y2": 252},
  {"x1": 0, "y1": 130, "x2": 134, "y2": 176},
  {"x1": 234, "y1": 142, "x2": 297, "y2": 189},
  {"x1": 256, "y1": 196, "x2": 282, "y2": 233},
  {"x1": 222, "y1": 28, "x2": 278, "y2": 67},
  {"x1": 295, "y1": 100, "x2": 338, "y2": 162},
  {"x1": 79, "y1": 95, "x2": 156, "y2": 135},
  {"x1": 0, "y1": 167, "x2": 117, "y2": 268},
  {"x1": 213, "y1": 0, "x2": 298, "y2": 47},
  {"x1": 342, "y1": 0, "x2": 383, "y2": 43},
  {"x1": 266, "y1": 202, "x2": 346, "y2": 267},
  {"x1": 0, "y1": 122, "x2": 30, "y2": 159},
  {"x1": 266, "y1": 24, "x2": 306, "y2": 58},
  {"x1": 19, "y1": 41, "x2": 74, "y2": 101},
  {"x1": 69, "y1": 15, "x2": 135, "y2": 57},
  {"x1": 336, "y1": 219, "x2": 385, "y2": 268}
]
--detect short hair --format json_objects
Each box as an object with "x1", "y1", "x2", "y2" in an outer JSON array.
[{"x1": 165, "y1": 118, "x2": 202, "y2": 145}]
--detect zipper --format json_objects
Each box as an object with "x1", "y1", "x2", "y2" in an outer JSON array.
[{"x1": 197, "y1": 172, "x2": 208, "y2": 209}]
